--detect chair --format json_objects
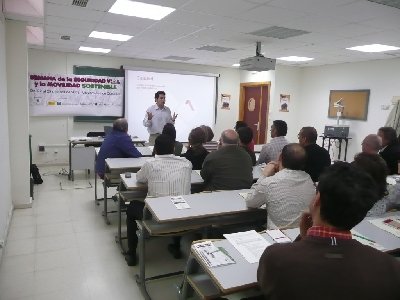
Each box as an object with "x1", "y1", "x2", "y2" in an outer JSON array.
[{"x1": 85, "y1": 131, "x2": 105, "y2": 147}]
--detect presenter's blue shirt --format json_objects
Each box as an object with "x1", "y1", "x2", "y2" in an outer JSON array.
[{"x1": 96, "y1": 130, "x2": 142, "y2": 177}]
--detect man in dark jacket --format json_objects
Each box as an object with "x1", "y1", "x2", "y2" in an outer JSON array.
[
  {"x1": 95, "y1": 118, "x2": 141, "y2": 179},
  {"x1": 257, "y1": 162, "x2": 400, "y2": 300},
  {"x1": 378, "y1": 126, "x2": 400, "y2": 175}
]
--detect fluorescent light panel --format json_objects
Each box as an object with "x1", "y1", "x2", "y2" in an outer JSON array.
[
  {"x1": 346, "y1": 44, "x2": 400, "y2": 53},
  {"x1": 89, "y1": 31, "x2": 132, "y2": 41},
  {"x1": 79, "y1": 46, "x2": 111, "y2": 53},
  {"x1": 232, "y1": 63, "x2": 240, "y2": 67},
  {"x1": 277, "y1": 56, "x2": 314, "y2": 62},
  {"x1": 109, "y1": 0, "x2": 175, "y2": 20}
]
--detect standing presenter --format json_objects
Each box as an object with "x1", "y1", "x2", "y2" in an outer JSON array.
[{"x1": 143, "y1": 91, "x2": 178, "y2": 145}]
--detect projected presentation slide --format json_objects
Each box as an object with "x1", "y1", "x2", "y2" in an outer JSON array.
[{"x1": 125, "y1": 70, "x2": 216, "y2": 142}]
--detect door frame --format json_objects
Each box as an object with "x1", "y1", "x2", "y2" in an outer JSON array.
[{"x1": 239, "y1": 81, "x2": 271, "y2": 144}]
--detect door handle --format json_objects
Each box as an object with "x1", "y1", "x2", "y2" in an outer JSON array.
[{"x1": 254, "y1": 122, "x2": 260, "y2": 131}]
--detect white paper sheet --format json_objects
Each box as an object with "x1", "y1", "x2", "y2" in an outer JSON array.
[
  {"x1": 351, "y1": 230, "x2": 386, "y2": 251},
  {"x1": 369, "y1": 216, "x2": 400, "y2": 238},
  {"x1": 170, "y1": 196, "x2": 190, "y2": 209},
  {"x1": 194, "y1": 170, "x2": 201, "y2": 176},
  {"x1": 193, "y1": 241, "x2": 235, "y2": 268},
  {"x1": 266, "y1": 229, "x2": 292, "y2": 243},
  {"x1": 224, "y1": 230, "x2": 271, "y2": 264}
]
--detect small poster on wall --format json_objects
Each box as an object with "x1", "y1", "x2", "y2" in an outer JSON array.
[
  {"x1": 221, "y1": 93, "x2": 231, "y2": 110},
  {"x1": 280, "y1": 94, "x2": 290, "y2": 112}
]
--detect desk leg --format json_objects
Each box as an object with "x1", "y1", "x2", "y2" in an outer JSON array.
[
  {"x1": 338, "y1": 139, "x2": 342, "y2": 160},
  {"x1": 103, "y1": 181, "x2": 110, "y2": 225},
  {"x1": 178, "y1": 255, "x2": 197, "y2": 300},
  {"x1": 68, "y1": 141, "x2": 73, "y2": 181},
  {"x1": 344, "y1": 139, "x2": 349, "y2": 161},
  {"x1": 327, "y1": 138, "x2": 331, "y2": 153},
  {"x1": 135, "y1": 225, "x2": 152, "y2": 300},
  {"x1": 116, "y1": 183, "x2": 126, "y2": 254}
]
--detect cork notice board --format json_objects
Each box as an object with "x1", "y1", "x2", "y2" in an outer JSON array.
[{"x1": 328, "y1": 89, "x2": 370, "y2": 121}]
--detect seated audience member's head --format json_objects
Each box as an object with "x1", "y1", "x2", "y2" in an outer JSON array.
[
  {"x1": 113, "y1": 118, "x2": 129, "y2": 132},
  {"x1": 377, "y1": 127, "x2": 398, "y2": 147},
  {"x1": 361, "y1": 134, "x2": 382, "y2": 154},
  {"x1": 313, "y1": 162, "x2": 379, "y2": 230},
  {"x1": 188, "y1": 127, "x2": 206, "y2": 147},
  {"x1": 271, "y1": 120, "x2": 287, "y2": 138},
  {"x1": 200, "y1": 125, "x2": 214, "y2": 142},
  {"x1": 237, "y1": 127, "x2": 253, "y2": 146},
  {"x1": 280, "y1": 143, "x2": 306, "y2": 171},
  {"x1": 352, "y1": 153, "x2": 388, "y2": 199},
  {"x1": 234, "y1": 121, "x2": 248, "y2": 131},
  {"x1": 154, "y1": 134, "x2": 175, "y2": 155},
  {"x1": 298, "y1": 127, "x2": 318, "y2": 147},
  {"x1": 162, "y1": 123, "x2": 177, "y2": 141},
  {"x1": 219, "y1": 129, "x2": 239, "y2": 147}
]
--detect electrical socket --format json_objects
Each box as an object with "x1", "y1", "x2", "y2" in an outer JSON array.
[
  {"x1": 38, "y1": 145, "x2": 45, "y2": 152},
  {"x1": 54, "y1": 149, "x2": 58, "y2": 154}
]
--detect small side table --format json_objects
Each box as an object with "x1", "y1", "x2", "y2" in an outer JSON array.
[{"x1": 320, "y1": 135, "x2": 352, "y2": 161}]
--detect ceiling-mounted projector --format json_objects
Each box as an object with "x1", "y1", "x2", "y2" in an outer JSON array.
[{"x1": 239, "y1": 41, "x2": 276, "y2": 72}]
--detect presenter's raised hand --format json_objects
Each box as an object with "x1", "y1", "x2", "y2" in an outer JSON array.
[
  {"x1": 147, "y1": 111, "x2": 153, "y2": 120},
  {"x1": 172, "y1": 112, "x2": 178, "y2": 121}
]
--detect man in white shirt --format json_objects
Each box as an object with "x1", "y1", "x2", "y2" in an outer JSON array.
[
  {"x1": 246, "y1": 143, "x2": 315, "y2": 229},
  {"x1": 125, "y1": 134, "x2": 192, "y2": 266},
  {"x1": 257, "y1": 120, "x2": 289, "y2": 165},
  {"x1": 143, "y1": 91, "x2": 178, "y2": 145}
]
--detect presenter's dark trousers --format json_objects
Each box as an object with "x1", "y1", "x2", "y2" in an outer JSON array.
[{"x1": 126, "y1": 201, "x2": 145, "y2": 256}]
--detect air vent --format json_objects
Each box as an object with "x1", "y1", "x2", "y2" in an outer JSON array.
[
  {"x1": 72, "y1": 0, "x2": 89, "y2": 7},
  {"x1": 249, "y1": 26, "x2": 310, "y2": 39},
  {"x1": 367, "y1": 0, "x2": 400, "y2": 9},
  {"x1": 163, "y1": 56, "x2": 194, "y2": 61},
  {"x1": 196, "y1": 45, "x2": 235, "y2": 52},
  {"x1": 60, "y1": 35, "x2": 71, "y2": 40}
]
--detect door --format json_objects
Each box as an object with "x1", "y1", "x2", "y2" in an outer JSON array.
[{"x1": 239, "y1": 82, "x2": 270, "y2": 144}]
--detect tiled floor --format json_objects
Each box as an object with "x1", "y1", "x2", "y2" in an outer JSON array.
[{"x1": 0, "y1": 167, "x2": 191, "y2": 300}]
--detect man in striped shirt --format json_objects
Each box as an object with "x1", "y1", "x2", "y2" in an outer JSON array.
[
  {"x1": 257, "y1": 120, "x2": 289, "y2": 165},
  {"x1": 125, "y1": 134, "x2": 192, "y2": 266}
]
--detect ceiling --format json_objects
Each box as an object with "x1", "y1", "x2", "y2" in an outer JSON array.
[{"x1": 3, "y1": 0, "x2": 400, "y2": 68}]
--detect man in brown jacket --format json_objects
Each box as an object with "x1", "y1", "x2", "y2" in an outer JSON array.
[{"x1": 257, "y1": 162, "x2": 400, "y2": 300}]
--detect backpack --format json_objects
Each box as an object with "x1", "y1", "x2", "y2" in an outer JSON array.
[{"x1": 31, "y1": 164, "x2": 43, "y2": 184}]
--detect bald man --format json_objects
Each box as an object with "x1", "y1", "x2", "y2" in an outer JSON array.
[
  {"x1": 200, "y1": 129, "x2": 253, "y2": 190},
  {"x1": 246, "y1": 143, "x2": 315, "y2": 229},
  {"x1": 362, "y1": 134, "x2": 382, "y2": 155}
]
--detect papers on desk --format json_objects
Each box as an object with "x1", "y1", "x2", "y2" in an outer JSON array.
[
  {"x1": 369, "y1": 217, "x2": 400, "y2": 238},
  {"x1": 71, "y1": 136, "x2": 92, "y2": 141},
  {"x1": 170, "y1": 196, "x2": 190, "y2": 209},
  {"x1": 194, "y1": 170, "x2": 201, "y2": 176},
  {"x1": 224, "y1": 230, "x2": 271, "y2": 264},
  {"x1": 387, "y1": 177, "x2": 397, "y2": 185},
  {"x1": 266, "y1": 230, "x2": 291, "y2": 243},
  {"x1": 238, "y1": 192, "x2": 250, "y2": 199},
  {"x1": 193, "y1": 241, "x2": 235, "y2": 268},
  {"x1": 351, "y1": 230, "x2": 386, "y2": 251}
]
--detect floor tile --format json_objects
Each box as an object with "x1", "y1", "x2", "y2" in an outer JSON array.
[{"x1": 4, "y1": 238, "x2": 36, "y2": 257}]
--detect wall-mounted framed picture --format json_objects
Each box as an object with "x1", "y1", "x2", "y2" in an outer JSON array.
[{"x1": 328, "y1": 89, "x2": 370, "y2": 121}]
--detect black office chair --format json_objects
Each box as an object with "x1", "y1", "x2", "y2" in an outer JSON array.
[{"x1": 85, "y1": 131, "x2": 105, "y2": 147}]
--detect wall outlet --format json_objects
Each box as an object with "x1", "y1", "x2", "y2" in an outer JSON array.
[
  {"x1": 38, "y1": 145, "x2": 45, "y2": 152},
  {"x1": 54, "y1": 148, "x2": 58, "y2": 154}
]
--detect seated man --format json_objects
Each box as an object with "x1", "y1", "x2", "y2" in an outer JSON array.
[
  {"x1": 246, "y1": 143, "x2": 315, "y2": 229},
  {"x1": 298, "y1": 127, "x2": 331, "y2": 182},
  {"x1": 378, "y1": 127, "x2": 400, "y2": 174},
  {"x1": 151, "y1": 123, "x2": 183, "y2": 156},
  {"x1": 257, "y1": 120, "x2": 288, "y2": 165},
  {"x1": 125, "y1": 134, "x2": 192, "y2": 266},
  {"x1": 235, "y1": 121, "x2": 255, "y2": 151},
  {"x1": 257, "y1": 162, "x2": 400, "y2": 300},
  {"x1": 95, "y1": 118, "x2": 141, "y2": 179},
  {"x1": 181, "y1": 127, "x2": 209, "y2": 170},
  {"x1": 237, "y1": 126, "x2": 256, "y2": 166},
  {"x1": 200, "y1": 129, "x2": 253, "y2": 191},
  {"x1": 362, "y1": 134, "x2": 382, "y2": 155}
]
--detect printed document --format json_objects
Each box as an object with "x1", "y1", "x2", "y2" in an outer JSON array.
[{"x1": 192, "y1": 241, "x2": 235, "y2": 268}]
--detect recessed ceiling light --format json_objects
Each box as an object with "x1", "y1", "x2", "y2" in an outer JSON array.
[
  {"x1": 89, "y1": 31, "x2": 132, "y2": 42},
  {"x1": 109, "y1": 0, "x2": 175, "y2": 20},
  {"x1": 346, "y1": 44, "x2": 400, "y2": 53},
  {"x1": 79, "y1": 46, "x2": 111, "y2": 53},
  {"x1": 277, "y1": 56, "x2": 314, "y2": 62},
  {"x1": 232, "y1": 63, "x2": 240, "y2": 67}
]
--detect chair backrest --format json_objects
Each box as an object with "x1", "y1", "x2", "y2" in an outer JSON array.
[{"x1": 87, "y1": 131, "x2": 105, "y2": 138}]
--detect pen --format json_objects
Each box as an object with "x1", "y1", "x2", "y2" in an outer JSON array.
[{"x1": 353, "y1": 233, "x2": 375, "y2": 244}]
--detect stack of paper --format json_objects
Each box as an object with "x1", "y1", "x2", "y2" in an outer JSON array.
[
  {"x1": 193, "y1": 241, "x2": 235, "y2": 268},
  {"x1": 266, "y1": 230, "x2": 291, "y2": 243},
  {"x1": 170, "y1": 196, "x2": 190, "y2": 209},
  {"x1": 224, "y1": 230, "x2": 271, "y2": 264},
  {"x1": 369, "y1": 217, "x2": 400, "y2": 238}
]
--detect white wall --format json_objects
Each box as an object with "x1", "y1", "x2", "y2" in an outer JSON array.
[
  {"x1": 28, "y1": 49, "x2": 241, "y2": 165},
  {"x1": 0, "y1": 13, "x2": 13, "y2": 257},
  {"x1": 297, "y1": 58, "x2": 400, "y2": 161},
  {"x1": 6, "y1": 20, "x2": 31, "y2": 208}
]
